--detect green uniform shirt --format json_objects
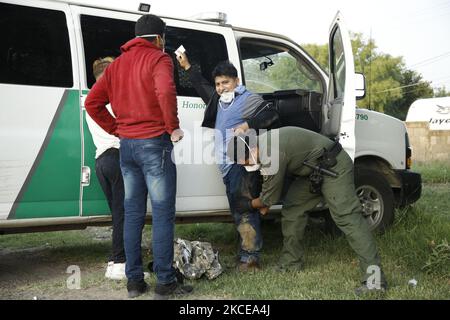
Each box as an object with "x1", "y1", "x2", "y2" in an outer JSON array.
[{"x1": 259, "y1": 126, "x2": 335, "y2": 207}]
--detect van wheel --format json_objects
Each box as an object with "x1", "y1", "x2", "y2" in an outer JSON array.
[
  {"x1": 322, "y1": 168, "x2": 395, "y2": 235},
  {"x1": 354, "y1": 168, "x2": 395, "y2": 233}
]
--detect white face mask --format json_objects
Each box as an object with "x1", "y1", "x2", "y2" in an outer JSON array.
[
  {"x1": 220, "y1": 91, "x2": 235, "y2": 103},
  {"x1": 244, "y1": 163, "x2": 261, "y2": 172}
]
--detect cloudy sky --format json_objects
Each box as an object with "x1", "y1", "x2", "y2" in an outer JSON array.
[{"x1": 63, "y1": 0, "x2": 450, "y2": 91}]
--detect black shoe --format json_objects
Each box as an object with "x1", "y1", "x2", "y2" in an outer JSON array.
[
  {"x1": 154, "y1": 281, "x2": 193, "y2": 300},
  {"x1": 127, "y1": 280, "x2": 148, "y2": 298},
  {"x1": 175, "y1": 269, "x2": 185, "y2": 284}
]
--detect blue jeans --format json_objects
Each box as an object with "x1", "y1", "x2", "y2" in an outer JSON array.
[
  {"x1": 223, "y1": 164, "x2": 262, "y2": 263},
  {"x1": 120, "y1": 133, "x2": 176, "y2": 284}
]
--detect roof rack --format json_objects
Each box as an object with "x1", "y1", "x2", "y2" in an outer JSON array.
[{"x1": 190, "y1": 12, "x2": 227, "y2": 24}]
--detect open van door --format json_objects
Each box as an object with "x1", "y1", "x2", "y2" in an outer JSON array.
[{"x1": 322, "y1": 12, "x2": 357, "y2": 160}]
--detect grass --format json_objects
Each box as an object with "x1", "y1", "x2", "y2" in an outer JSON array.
[
  {"x1": 412, "y1": 161, "x2": 450, "y2": 184},
  {"x1": 1, "y1": 163, "x2": 449, "y2": 299}
]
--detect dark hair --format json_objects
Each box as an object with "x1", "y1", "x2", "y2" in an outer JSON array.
[
  {"x1": 135, "y1": 14, "x2": 166, "y2": 37},
  {"x1": 212, "y1": 61, "x2": 238, "y2": 79}
]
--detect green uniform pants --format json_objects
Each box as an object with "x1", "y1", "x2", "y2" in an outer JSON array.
[{"x1": 280, "y1": 151, "x2": 384, "y2": 282}]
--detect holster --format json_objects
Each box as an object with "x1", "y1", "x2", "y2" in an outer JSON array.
[
  {"x1": 320, "y1": 141, "x2": 343, "y2": 168},
  {"x1": 308, "y1": 141, "x2": 342, "y2": 194}
]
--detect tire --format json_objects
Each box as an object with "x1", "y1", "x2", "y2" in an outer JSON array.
[
  {"x1": 354, "y1": 168, "x2": 395, "y2": 233},
  {"x1": 322, "y1": 167, "x2": 395, "y2": 235}
]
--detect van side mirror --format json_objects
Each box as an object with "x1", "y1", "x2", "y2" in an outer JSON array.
[
  {"x1": 355, "y1": 72, "x2": 366, "y2": 100},
  {"x1": 259, "y1": 56, "x2": 274, "y2": 71}
]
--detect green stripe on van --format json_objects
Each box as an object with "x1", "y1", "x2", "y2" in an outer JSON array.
[
  {"x1": 13, "y1": 90, "x2": 81, "y2": 219},
  {"x1": 79, "y1": 88, "x2": 110, "y2": 216}
]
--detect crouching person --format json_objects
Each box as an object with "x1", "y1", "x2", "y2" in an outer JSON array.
[{"x1": 228, "y1": 127, "x2": 388, "y2": 294}]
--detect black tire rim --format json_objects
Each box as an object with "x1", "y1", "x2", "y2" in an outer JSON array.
[{"x1": 356, "y1": 185, "x2": 384, "y2": 229}]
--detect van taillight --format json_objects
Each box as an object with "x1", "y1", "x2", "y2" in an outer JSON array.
[{"x1": 405, "y1": 133, "x2": 412, "y2": 169}]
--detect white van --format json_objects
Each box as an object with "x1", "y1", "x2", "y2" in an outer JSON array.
[
  {"x1": 0, "y1": 0, "x2": 421, "y2": 234},
  {"x1": 406, "y1": 97, "x2": 450, "y2": 130}
]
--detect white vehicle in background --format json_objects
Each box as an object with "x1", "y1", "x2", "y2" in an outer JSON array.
[
  {"x1": 0, "y1": 0, "x2": 421, "y2": 235},
  {"x1": 406, "y1": 97, "x2": 450, "y2": 130}
]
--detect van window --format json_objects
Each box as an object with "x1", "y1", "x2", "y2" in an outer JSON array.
[
  {"x1": 80, "y1": 15, "x2": 228, "y2": 95},
  {"x1": 239, "y1": 39, "x2": 322, "y2": 94},
  {"x1": 0, "y1": 3, "x2": 73, "y2": 87},
  {"x1": 165, "y1": 26, "x2": 228, "y2": 97},
  {"x1": 81, "y1": 15, "x2": 135, "y2": 88},
  {"x1": 330, "y1": 27, "x2": 345, "y2": 99}
]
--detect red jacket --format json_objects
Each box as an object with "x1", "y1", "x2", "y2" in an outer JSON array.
[{"x1": 85, "y1": 38, "x2": 179, "y2": 139}]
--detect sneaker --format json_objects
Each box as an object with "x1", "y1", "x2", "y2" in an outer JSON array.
[
  {"x1": 237, "y1": 260, "x2": 261, "y2": 272},
  {"x1": 127, "y1": 280, "x2": 148, "y2": 299},
  {"x1": 109, "y1": 262, "x2": 127, "y2": 280},
  {"x1": 154, "y1": 281, "x2": 193, "y2": 300},
  {"x1": 355, "y1": 281, "x2": 388, "y2": 296},
  {"x1": 105, "y1": 261, "x2": 114, "y2": 279}
]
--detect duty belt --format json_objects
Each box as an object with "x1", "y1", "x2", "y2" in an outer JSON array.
[{"x1": 303, "y1": 141, "x2": 342, "y2": 194}]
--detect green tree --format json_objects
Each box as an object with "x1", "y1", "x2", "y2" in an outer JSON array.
[
  {"x1": 385, "y1": 70, "x2": 433, "y2": 120},
  {"x1": 302, "y1": 43, "x2": 328, "y2": 72},
  {"x1": 302, "y1": 33, "x2": 435, "y2": 119},
  {"x1": 434, "y1": 86, "x2": 450, "y2": 98}
]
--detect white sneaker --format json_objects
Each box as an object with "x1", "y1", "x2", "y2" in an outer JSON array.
[
  {"x1": 105, "y1": 261, "x2": 114, "y2": 278},
  {"x1": 109, "y1": 262, "x2": 127, "y2": 280}
]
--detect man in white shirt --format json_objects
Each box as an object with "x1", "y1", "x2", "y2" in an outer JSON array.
[{"x1": 85, "y1": 57, "x2": 126, "y2": 280}]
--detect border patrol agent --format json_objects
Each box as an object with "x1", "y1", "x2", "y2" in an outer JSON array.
[{"x1": 228, "y1": 126, "x2": 387, "y2": 294}]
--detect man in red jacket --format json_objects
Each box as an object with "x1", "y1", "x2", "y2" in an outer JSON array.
[{"x1": 85, "y1": 14, "x2": 191, "y2": 299}]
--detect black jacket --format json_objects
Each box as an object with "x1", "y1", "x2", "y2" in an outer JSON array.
[{"x1": 188, "y1": 68, "x2": 280, "y2": 130}]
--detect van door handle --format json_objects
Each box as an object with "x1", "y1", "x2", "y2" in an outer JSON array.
[{"x1": 81, "y1": 166, "x2": 91, "y2": 186}]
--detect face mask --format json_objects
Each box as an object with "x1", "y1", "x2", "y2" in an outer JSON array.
[
  {"x1": 244, "y1": 163, "x2": 261, "y2": 172},
  {"x1": 220, "y1": 91, "x2": 235, "y2": 103}
]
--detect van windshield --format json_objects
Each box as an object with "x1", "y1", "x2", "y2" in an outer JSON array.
[{"x1": 239, "y1": 39, "x2": 323, "y2": 94}]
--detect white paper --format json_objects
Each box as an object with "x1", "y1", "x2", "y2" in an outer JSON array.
[{"x1": 175, "y1": 45, "x2": 186, "y2": 57}]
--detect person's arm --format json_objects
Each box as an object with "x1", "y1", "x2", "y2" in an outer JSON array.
[
  {"x1": 235, "y1": 154, "x2": 286, "y2": 216},
  {"x1": 235, "y1": 196, "x2": 269, "y2": 216},
  {"x1": 259, "y1": 153, "x2": 287, "y2": 208},
  {"x1": 177, "y1": 52, "x2": 216, "y2": 105},
  {"x1": 234, "y1": 100, "x2": 280, "y2": 135},
  {"x1": 246, "y1": 101, "x2": 280, "y2": 130},
  {"x1": 251, "y1": 197, "x2": 266, "y2": 209},
  {"x1": 251, "y1": 198, "x2": 270, "y2": 216},
  {"x1": 153, "y1": 54, "x2": 181, "y2": 139},
  {"x1": 85, "y1": 75, "x2": 117, "y2": 136}
]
